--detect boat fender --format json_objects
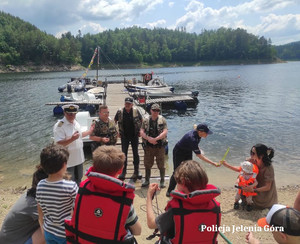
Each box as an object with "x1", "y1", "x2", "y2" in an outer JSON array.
[
  {"x1": 58, "y1": 84, "x2": 66, "y2": 92},
  {"x1": 53, "y1": 106, "x2": 64, "y2": 116},
  {"x1": 174, "y1": 101, "x2": 187, "y2": 111},
  {"x1": 60, "y1": 95, "x2": 65, "y2": 102},
  {"x1": 170, "y1": 87, "x2": 175, "y2": 93}
]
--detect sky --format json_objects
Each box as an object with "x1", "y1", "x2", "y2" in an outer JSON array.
[{"x1": 1, "y1": 0, "x2": 300, "y2": 45}]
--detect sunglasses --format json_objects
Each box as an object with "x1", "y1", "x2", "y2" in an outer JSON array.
[{"x1": 152, "y1": 109, "x2": 160, "y2": 112}]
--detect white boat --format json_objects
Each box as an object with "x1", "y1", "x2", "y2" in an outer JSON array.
[
  {"x1": 61, "y1": 87, "x2": 106, "y2": 103},
  {"x1": 58, "y1": 46, "x2": 104, "y2": 93},
  {"x1": 124, "y1": 74, "x2": 174, "y2": 94}
]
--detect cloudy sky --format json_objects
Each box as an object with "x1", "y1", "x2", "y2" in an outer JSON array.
[{"x1": 1, "y1": 0, "x2": 300, "y2": 45}]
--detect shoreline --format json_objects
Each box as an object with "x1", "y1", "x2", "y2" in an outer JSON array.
[
  {"x1": 0, "y1": 59, "x2": 285, "y2": 74},
  {"x1": 1, "y1": 182, "x2": 299, "y2": 243}
]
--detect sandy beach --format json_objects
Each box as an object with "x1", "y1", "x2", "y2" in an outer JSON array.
[{"x1": 1, "y1": 176, "x2": 299, "y2": 244}]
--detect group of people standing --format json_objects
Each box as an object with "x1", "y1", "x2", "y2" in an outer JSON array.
[
  {"x1": 53, "y1": 97, "x2": 171, "y2": 189},
  {"x1": 53, "y1": 97, "x2": 221, "y2": 193},
  {"x1": 2, "y1": 97, "x2": 298, "y2": 244}
]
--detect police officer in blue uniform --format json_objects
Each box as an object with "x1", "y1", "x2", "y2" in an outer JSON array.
[{"x1": 166, "y1": 124, "x2": 219, "y2": 197}]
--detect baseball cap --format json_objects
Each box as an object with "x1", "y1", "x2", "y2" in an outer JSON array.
[
  {"x1": 125, "y1": 97, "x2": 133, "y2": 104},
  {"x1": 151, "y1": 103, "x2": 160, "y2": 111},
  {"x1": 257, "y1": 204, "x2": 300, "y2": 236},
  {"x1": 62, "y1": 104, "x2": 79, "y2": 113},
  {"x1": 196, "y1": 124, "x2": 213, "y2": 134}
]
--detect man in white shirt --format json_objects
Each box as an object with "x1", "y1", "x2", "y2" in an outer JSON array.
[{"x1": 53, "y1": 104, "x2": 94, "y2": 185}]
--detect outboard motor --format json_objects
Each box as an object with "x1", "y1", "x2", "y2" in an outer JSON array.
[
  {"x1": 74, "y1": 84, "x2": 84, "y2": 92},
  {"x1": 192, "y1": 91, "x2": 199, "y2": 97},
  {"x1": 67, "y1": 84, "x2": 72, "y2": 93}
]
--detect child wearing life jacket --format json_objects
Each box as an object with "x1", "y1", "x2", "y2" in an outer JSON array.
[
  {"x1": 146, "y1": 160, "x2": 221, "y2": 244},
  {"x1": 65, "y1": 145, "x2": 141, "y2": 244},
  {"x1": 234, "y1": 161, "x2": 259, "y2": 211}
]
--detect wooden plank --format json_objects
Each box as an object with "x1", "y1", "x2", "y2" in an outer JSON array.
[{"x1": 46, "y1": 101, "x2": 103, "y2": 105}]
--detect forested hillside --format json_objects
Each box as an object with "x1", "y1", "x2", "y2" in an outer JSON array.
[
  {"x1": 1, "y1": 11, "x2": 277, "y2": 67},
  {"x1": 275, "y1": 41, "x2": 300, "y2": 60}
]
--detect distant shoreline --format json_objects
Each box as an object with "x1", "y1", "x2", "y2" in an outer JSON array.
[{"x1": 0, "y1": 59, "x2": 284, "y2": 74}]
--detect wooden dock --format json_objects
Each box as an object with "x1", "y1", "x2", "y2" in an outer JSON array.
[{"x1": 85, "y1": 83, "x2": 168, "y2": 182}]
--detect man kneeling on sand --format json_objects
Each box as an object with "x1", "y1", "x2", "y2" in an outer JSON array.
[{"x1": 246, "y1": 204, "x2": 300, "y2": 244}]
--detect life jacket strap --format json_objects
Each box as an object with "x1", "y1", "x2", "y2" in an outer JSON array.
[
  {"x1": 78, "y1": 187, "x2": 133, "y2": 206},
  {"x1": 65, "y1": 224, "x2": 135, "y2": 243}
]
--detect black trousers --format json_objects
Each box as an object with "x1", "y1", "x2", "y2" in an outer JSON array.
[
  {"x1": 167, "y1": 145, "x2": 193, "y2": 193},
  {"x1": 121, "y1": 135, "x2": 140, "y2": 171}
]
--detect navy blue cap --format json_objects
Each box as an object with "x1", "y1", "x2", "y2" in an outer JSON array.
[
  {"x1": 196, "y1": 124, "x2": 213, "y2": 134},
  {"x1": 125, "y1": 97, "x2": 133, "y2": 103}
]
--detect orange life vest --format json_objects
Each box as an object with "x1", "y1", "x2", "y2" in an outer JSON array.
[{"x1": 238, "y1": 164, "x2": 259, "y2": 197}]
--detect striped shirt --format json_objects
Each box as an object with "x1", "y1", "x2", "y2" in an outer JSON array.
[
  {"x1": 125, "y1": 204, "x2": 138, "y2": 228},
  {"x1": 36, "y1": 179, "x2": 78, "y2": 238}
]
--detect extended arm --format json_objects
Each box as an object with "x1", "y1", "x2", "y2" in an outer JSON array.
[
  {"x1": 82, "y1": 123, "x2": 95, "y2": 138},
  {"x1": 146, "y1": 183, "x2": 159, "y2": 229},
  {"x1": 222, "y1": 160, "x2": 240, "y2": 172},
  {"x1": 197, "y1": 154, "x2": 218, "y2": 167}
]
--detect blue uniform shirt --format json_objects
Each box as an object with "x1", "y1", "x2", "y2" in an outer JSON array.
[{"x1": 176, "y1": 130, "x2": 202, "y2": 155}]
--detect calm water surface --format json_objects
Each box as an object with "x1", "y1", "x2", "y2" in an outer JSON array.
[{"x1": 0, "y1": 62, "x2": 299, "y2": 188}]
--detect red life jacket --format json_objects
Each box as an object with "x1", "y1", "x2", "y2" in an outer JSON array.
[
  {"x1": 166, "y1": 184, "x2": 221, "y2": 244},
  {"x1": 65, "y1": 167, "x2": 135, "y2": 244}
]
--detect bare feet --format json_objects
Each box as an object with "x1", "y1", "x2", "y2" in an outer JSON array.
[{"x1": 246, "y1": 231, "x2": 260, "y2": 244}]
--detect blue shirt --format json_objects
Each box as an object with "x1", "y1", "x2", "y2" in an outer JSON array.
[{"x1": 176, "y1": 130, "x2": 202, "y2": 154}]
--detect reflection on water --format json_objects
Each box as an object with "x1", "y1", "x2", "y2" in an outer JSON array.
[{"x1": 0, "y1": 63, "x2": 299, "y2": 188}]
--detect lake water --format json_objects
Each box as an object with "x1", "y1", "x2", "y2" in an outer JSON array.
[{"x1": 0, "y1": 62, "x2": 299, "y2": 188}]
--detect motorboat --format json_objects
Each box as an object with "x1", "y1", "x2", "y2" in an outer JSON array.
[
  {"x1": 124, "y1": 73, "x2": 174, "y2": 94},
  {"x1": 58, "y1": 47, "x2": 104, "y2": 93}
]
